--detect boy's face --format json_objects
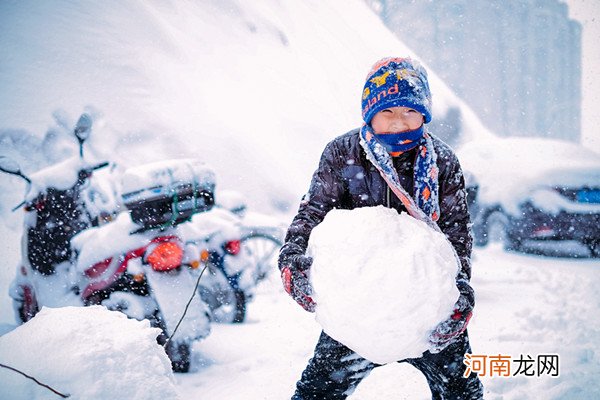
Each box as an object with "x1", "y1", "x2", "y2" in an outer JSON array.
[{"x1": 371, "y1": 106, "x2": 424, "y2": 134}]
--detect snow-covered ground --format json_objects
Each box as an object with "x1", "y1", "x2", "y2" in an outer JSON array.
[
  {"x1": 173, "y1": 245, "x2": 600, "y2": 399},
  {"x1": 2, "y1": 244, "x2": 598, "y2": 399},
  {"x1": 7, "y1": 242, "x2": 598, "y2": 399}
]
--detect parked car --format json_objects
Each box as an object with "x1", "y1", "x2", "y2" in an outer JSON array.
[{"x1": 457, "y1": 137, "x2": 600, "y2": 257}]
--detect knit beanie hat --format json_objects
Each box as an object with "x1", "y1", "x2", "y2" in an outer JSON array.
[{"x1": 361, "y1": 57, "x2": 432, "y2": 125}]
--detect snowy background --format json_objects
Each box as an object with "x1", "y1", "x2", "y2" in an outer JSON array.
[{"x1": 1, "y1": 1, "x2": 599, "y2": 399}]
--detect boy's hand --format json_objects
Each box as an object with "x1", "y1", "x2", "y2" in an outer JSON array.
[
  {"x1": 428, "y1": 280, "x2": 474, "y2": 353},
  {"x1": 281, "y1": 255, "x2": 316, "y2": 312}
]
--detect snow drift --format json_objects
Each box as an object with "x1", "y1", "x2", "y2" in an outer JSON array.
[
  {"x1": 0, "y1": 306, "x2": 179, "y2": 400},
  {"x1": 308, "y1": 206, "x2": 460, "y2": 364}
]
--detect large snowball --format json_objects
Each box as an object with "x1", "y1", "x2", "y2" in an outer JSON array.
[
  {"x1": 309, "y1": 206, "x2": 460, "y2": 364},
  {"x1": 0, "y1": 306, "x2": 179, "y2": 400}
]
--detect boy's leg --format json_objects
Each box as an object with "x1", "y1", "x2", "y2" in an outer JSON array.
[
  {"x1": 292, "y1": 331, "x2": 376, "y2": 400},
  {"x1": 404, "y1": 331, "x2": 483, "y2": 400}
]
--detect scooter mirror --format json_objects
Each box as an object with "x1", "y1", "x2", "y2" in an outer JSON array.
[
  {"x1": 0, "y1": 156, "x2": 31, "y2": 183},
  {"x1": 74, "y1": 113, "x2": 93, "y2": 143}
]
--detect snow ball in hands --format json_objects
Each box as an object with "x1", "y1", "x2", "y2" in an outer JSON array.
[
  {"x1": 308, "y1": 206, "x2": 460, "y2": 364},
  {"x1": 0, "y1": 306, "x2": 179, "y2": 400}
]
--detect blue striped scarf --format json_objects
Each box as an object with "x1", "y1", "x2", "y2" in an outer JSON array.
[{"x1": 359, "y1": 124, "x2": 441, "y2": 231}]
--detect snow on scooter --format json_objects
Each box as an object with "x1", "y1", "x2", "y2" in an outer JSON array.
[
  {"x1": 181, "y1": 205, "x2": 254, "y2": 323},
  {"x1": 218, "y1": 189, "x2": 285, "y2": 285},
  {"x1": 0, "y1": 113, "x2": 118, "y2": 323},
  {"x1": 70, "y1": 159, "x2": 214, "y2": 372},
  {"x1": 181, "y1": 189, "x2": 286, "y2": 324}
]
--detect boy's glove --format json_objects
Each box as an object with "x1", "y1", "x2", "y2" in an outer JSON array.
[
  {"x1": 280, "y1": 255, "x2": 316, "y2": 312},
  {"x1": 428, "y1": 280, "x2": 474, "y2": 353}
]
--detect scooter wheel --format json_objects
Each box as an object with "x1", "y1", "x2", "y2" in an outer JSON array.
[{"x1": 165, "y1": 341, "x2": 191, "y2": 373}]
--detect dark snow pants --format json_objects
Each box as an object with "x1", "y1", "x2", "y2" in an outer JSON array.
[{"x1": 291, "y1": 330, "x2": 483, "y2": 400}]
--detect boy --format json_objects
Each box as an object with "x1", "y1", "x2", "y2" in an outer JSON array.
[{"x1": 279, "y1": 57, "x2": 484, "y2": 399}]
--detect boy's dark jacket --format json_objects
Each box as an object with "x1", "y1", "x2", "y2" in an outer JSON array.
[{"x1": 280, "y1": 128, "x2": 473, "y2": 288}]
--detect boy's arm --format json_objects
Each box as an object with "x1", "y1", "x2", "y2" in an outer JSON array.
[
  {"x1": 429, "y1": 152, "x2": 475, "y2": 352},
  {"x1": 437, "y1": 152, "x2": 473, "y2": 284},
  {"x1": 279, "y1": 141, "x2": 346, "y2": 268}
]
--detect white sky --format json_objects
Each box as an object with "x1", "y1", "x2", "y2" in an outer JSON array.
[{"x1": 565, "y1": 0, "x2": 600, "y2": 151}]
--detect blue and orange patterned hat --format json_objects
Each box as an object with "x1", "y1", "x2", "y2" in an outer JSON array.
[{"x1": 361, "y1": 57, "x2": 432, "y2": 125}]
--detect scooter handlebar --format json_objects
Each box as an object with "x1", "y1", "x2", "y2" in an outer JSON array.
[{"x1": 91, "y1": 161, "x2": 110, "y2": 171}]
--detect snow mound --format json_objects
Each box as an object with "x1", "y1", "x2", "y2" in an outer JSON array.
[
  {"x1": 309, "y1": 206, "x2": 459, "y2": 364},
  {"x1": 0, "y1": 306, "x2": 179, "y2": 400}
]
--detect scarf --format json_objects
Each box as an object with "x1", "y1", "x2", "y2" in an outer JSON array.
[{"x1": 359, "y1": 124, "x2": 441, "y2": 232}]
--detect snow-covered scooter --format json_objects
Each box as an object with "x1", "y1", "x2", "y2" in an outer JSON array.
[
  {"x1": 0, "y1": 113, "x2": 117, "y2": 323},
  {"x1": 70, "y1": 159, "x2": 214, "y2": 372}
]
